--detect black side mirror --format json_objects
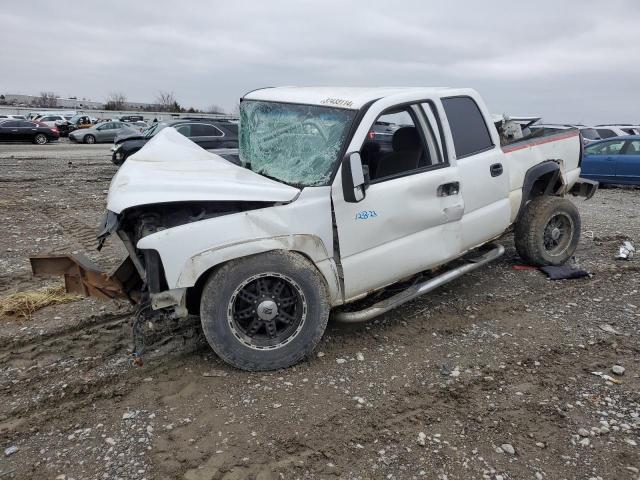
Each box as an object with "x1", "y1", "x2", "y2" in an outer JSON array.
[{"x1": 342, "y1": 152, "x2": 367, "y2": 203}]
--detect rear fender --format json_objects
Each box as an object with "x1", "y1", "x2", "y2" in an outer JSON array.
[{"x1": 517, "y1": 160, "x2": 564, "y2": 220}]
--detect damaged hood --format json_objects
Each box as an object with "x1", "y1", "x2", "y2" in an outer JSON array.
[{"x1": 107, "y1": 127, "x2": 300, "y2": 213}]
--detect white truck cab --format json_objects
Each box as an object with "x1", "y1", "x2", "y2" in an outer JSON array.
[{"x1": 32, "y1": 87, "x2": 597, "y2": 371}]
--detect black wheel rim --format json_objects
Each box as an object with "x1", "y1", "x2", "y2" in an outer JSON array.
[
  {"x1": 227, "y1": 273, "x2": 306, "y2": 350},
  {"x1": 543, "y1": 213, "x2": 573, "y2": 256}
]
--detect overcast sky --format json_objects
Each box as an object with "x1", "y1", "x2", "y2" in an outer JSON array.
[{"x1": 1, "y1": 1, "x2": 638, "y2": 124}]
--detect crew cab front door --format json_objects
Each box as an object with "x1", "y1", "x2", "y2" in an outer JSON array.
[{"x1": 332, "y1": 99, "x2": 464, "y2": 301}]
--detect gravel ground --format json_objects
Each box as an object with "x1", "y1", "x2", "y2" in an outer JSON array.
[{"x1": 0, "y1": 144, "x2": 638, "y2": 480}]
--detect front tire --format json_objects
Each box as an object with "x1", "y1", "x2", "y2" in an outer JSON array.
[
  {"x1": 84, "y1": 134, "x2": 96, "y2": 144},
  {"x1": 34, "y1": 133, "x2": 47, "y2": 145},
  {"x1": 200, "y1": 251, "x2": 330, "y2": 371},
  {"x1": 515, "y1": 196, "x2": 581, "y2": 266}
]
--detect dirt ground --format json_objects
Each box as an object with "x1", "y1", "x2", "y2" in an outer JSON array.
[{"x1": 0, "y1": 142, "x2": 638, "y2": 480}]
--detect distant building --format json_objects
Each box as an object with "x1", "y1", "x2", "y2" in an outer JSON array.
[{"x1": 1, "y1": 93, "x2": 160, "y2": 110}]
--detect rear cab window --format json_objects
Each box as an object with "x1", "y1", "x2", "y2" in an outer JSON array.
[{"x1": 442, "y1": 96, "x2": 494, "y2": 158}]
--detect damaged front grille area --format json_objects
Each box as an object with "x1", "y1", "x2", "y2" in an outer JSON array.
[{"x1": 32, "y1": 200, "x2": 276, "y2": 306}]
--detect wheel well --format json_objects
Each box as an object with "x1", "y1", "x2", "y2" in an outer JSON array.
[
  {"x1": 518, "y1": 161, "x2": 564, "y2": 220},
  {"x1": 184, "y1": 249, "x2": 328, "y2": 316},
  {"x1": 530, "y1": 170, "x2": 562, "y2": 197}
]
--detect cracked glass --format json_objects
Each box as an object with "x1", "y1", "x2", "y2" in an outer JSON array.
[{"x1": 240, "y1": 100, "x2": 356, "y2": 187}]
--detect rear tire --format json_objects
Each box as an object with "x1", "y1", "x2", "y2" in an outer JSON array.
[
  {"x1": 200, "y1": 251, "x2": 330, "y2": 371},
  {"x1": 84, "y1": 135, "x2": 96, "y2": 144},
  {"x1": 34, "y1": 133, "x2": 47, "y2": 145},
  {"x1": 515, "y1": 196, "x2": 581, "y2": 266}
]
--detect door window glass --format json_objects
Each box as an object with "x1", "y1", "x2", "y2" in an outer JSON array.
[
  {"x1": 192, "y1": 124, "x2": 224, "y2": 137},
  {"x1": 623, "y1": 140, "x2": 640, "y2": 155},
  {"x1": 363, "y1": 105, "x2": 441, "y2": 181},
  {"x1": 175, "y1": 124, "x2": 191, "y2": 136},
  {"x1": 585, "y1": 140, "x2": 625, "y2": 155}
]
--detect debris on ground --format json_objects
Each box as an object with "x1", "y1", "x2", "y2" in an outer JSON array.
[
  {"x1": 0, "y1": 285, "x2": 81, "y2": 319},
  {"x1": 611, "y1": 365, "x2": 626, "y2": 376},
  {"x1": 4, "y1": 446, "x2": 19, "y2": 457},
  {"x1": 539, "y1": 265, "x2": 590, "y2": 280},
  {"x1": 616, "y1": 240, "x2": 635, "y2": 260},
  {"x1": 591, "y1": 371, "x2": 622, "y2": 384},
  {"x1": 599, "y1": 323, "x2": 623, "y2": 335}
]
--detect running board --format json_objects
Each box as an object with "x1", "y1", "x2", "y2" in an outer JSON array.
[{"x1": 333, "y1": 244, "x2": 505, "y2": 323}]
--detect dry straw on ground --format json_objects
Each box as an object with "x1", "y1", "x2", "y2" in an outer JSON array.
[{"x1": 0, "y1": 285, "x2": 81, "y2": 320}]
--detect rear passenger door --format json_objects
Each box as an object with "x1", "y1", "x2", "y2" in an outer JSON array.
[
  {"x1": 441, "y1": 95, "x2": 511, "y2": 250},
  {"x1": 95, "y1": 123, "x2": 113, "y2": 142},
  {"x1": 17, "y1": 121, "x2": 38, "y2": 141},
  {"x1": 190, "y1": 123, "x2": 225, "y2": 148}
]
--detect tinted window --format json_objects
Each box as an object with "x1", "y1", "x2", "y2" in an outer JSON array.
[
  {"x1": 192, "y1": 124, "x2": 223, "y2": 137},
  {"x1": 174, "y1": 124, "x2": 191, "y2": 136},
  {"x1": 596, "y1": 129, "x2": 616, "y2": 139},
  {"x1": 442, "y1": 96, "x2": 493, "y2": 158},
  {"x1": 17, "y1": 121, "x2": 35, "y2": 127}
]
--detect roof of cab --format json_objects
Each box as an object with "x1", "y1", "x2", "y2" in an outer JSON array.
[{"x1": 242, "y1": 86, "x2": 456, "y2": 109}]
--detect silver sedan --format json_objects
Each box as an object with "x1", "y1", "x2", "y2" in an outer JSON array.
[{"x1": 68, "y1": 121, "x2": 135, "y2": 144}]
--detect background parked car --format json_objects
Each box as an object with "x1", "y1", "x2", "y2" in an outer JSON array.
[
  {"x1": 34, "y1": 114, "x2": 67, "y2": 128},
  {"x1": 119, "y1": 115, "x2": 144, "y2": 123},
  {"x1": 595, "y1": 124, "x2": 640, "y2": 135},
  {"x1": 593, "y1": 125, "x2": 632, "y2": 139},
  {"x1": 111, "y1": 118, "x2": 238, "y2": 164},
  {"x1": 0, "y1": 119, "x2": 59, "y2": 144},
  {"x1": 69, "y1": 120, "x2": 132, "y2": 144},
  {"x1": 129, "y1": 120, "x2": 148, "y2": 131},
  {"x1": 581, "y1": 135, "x2": 640, "y2": 185},
  {"x1": 0, "y1": 114, "x2": 27, "y2": 120}
]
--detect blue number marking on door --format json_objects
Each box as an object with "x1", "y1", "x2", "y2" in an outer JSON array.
[{"x1": 355, "y1": 210, "x2": 378, "y2": 220}]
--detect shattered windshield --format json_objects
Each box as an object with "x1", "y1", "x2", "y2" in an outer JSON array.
[{"x1": 240, "y1": 100, "x2": 356, "y2": 187}]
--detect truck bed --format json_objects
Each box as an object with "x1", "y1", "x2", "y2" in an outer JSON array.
[{"x1": 503, "y1": 128, "x2": 581, "y2": 187}]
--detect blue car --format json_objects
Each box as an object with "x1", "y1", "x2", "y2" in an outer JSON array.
[{"x1": 581, "y1": 135, "x2": 640, "y2": 185}]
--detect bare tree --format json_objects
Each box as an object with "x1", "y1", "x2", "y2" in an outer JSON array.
[
  {"x1": 37, "y1": 92, "x2": 58, "y2": 108},
  {"x1": 156, "y1": 91, "x2": 183, "y2": 112},
  {"x1": 105, "y1": 91, "x2": 127, "y2": 110},
  {"x1": 206, "y1": 104, "x2": 225, "y2": 114}
]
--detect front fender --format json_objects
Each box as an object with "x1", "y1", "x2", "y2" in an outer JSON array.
[{"x1": 136, "y1": 187, "x2": 342, "y2": 304}]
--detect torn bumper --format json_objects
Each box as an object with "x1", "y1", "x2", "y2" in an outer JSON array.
[
  {"x1": 570, "y1": 177, "x2": 598, "y2": 200},
  {"x1": 30, "y1": 254, "x2": 142, "y2": 303}
]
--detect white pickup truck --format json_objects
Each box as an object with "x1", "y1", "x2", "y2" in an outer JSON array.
[{"x1": 32, "y1": 87, "x2": 597, "y2": 371}]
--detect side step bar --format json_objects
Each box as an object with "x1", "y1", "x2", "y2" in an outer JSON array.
[
  {"x1": 334, "y1": 244, "x2": 505, "y2": 324},
  {"x1": 30, "y1": 254, "x2": 142, "y2": 303}
]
